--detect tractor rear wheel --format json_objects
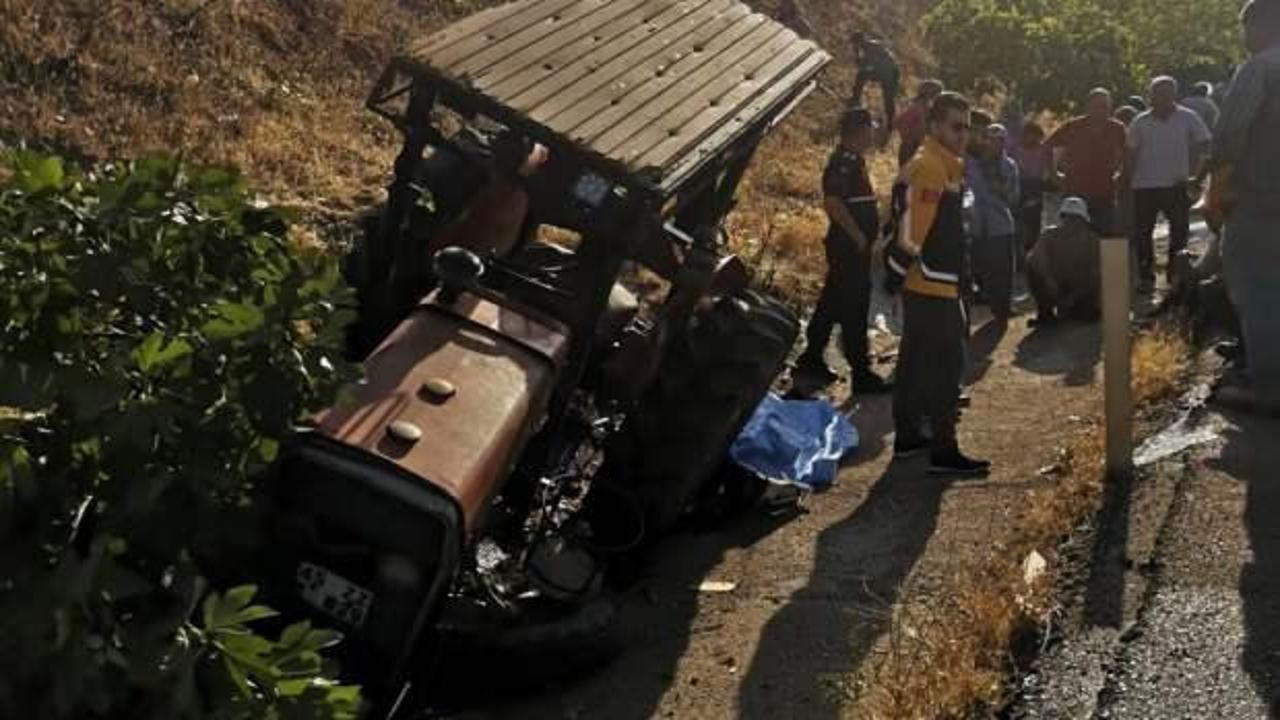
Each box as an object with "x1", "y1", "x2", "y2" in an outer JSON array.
[{"x1": 606, "y1": 289, "x2": 798, "y2": 540}]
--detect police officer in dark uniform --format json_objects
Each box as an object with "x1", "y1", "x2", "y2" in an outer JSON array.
[{"x1": 796, "y1": 108, "x2": 893, "y2": 393}]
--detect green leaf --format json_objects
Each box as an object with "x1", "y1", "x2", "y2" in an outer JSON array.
[
  {"x1": 279, "y1": 621, "x2": 312, "y2": 648},
  {"x1": 223, "y1": 585, "x2": 258, "y2": 616},
  {"x1": 229, "y1": 605, "x2": 280, "y2": 625},
  {"x1": 202, "y1": 585, "x2": 261, "y2": 631},
  {"x1": 11, "y1": 152, "x2": 66, "y2": 194},
  {"x1": 221, "y1": 653, "x2": 254, "y2": 699},
  {"x1": 133, "y1": 332, "x2": 194, "y2": 374},
  {"x1": 202, "y1": 301, "x2": 265, "y2": 340},
  {"x1": 297, "y1": 628, "x2": 342, "y2": 654},
  {"x1": 257, "y1": 437, "x2": 280, "y2": 462}
]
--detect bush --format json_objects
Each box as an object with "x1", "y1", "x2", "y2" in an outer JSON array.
[
  {"x1": 0, "y1": 151, "x2": 363, "y2": 717},
  {"x1": 923, "y1": 0, "x2": 1243, "y2": 112}
]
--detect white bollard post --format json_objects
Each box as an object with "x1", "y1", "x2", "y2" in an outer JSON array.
[{"x1": 1101, "y1": 235, "x2": 1133, "y2": 480}]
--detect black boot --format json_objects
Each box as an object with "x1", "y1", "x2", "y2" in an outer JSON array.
[
  {"x1": 851, "y1": 368, "x2": 893, "y2": 394},
  {"x1": 928, "y1": 447, "x2": 991, "y2": 477},
  {"x1": 795, "y1": 355, "x2": 841, "y2": 385}
]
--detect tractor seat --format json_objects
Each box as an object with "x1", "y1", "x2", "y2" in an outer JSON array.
[{"x1": 503, "y1": 240, "x2": 639, "y2": 344}]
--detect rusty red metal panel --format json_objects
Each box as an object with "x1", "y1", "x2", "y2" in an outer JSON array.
[{"x1": 315, "y1": 294, "x2": 570, "y2": 533}]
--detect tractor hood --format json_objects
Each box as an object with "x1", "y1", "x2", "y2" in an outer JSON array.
[{"x1": 314, "y1": 291, "x2": 570, "y2": 534}]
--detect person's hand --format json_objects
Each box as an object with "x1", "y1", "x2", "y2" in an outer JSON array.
[{"x1": 519, "y1": 143, "x2": 550, "y2": 177}]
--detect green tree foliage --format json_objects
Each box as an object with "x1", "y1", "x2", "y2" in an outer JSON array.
[
  {"x1": 1123, "y1": 0, "x2": 1243, "y2": 86},
  {"x1": 923, "y1": 0, "x2": 1244, "y2": 112},
  {"x1": 0, "y1": 151, "x2": 363, "y2": 718}
]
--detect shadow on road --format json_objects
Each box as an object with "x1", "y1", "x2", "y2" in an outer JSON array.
[
  {"x1": 1014, "y1": 321, "x2": 1101, "y2": 387},
  {"x1": 1081, "y1": 468, "x2": 1134, "y2": 630},
  {"x1": 739, "y1": 456, "x2": 953, "y2": 717},
  {"x1": 966, "y1": 318, "x2": 1008, "y2": 384},
  {"x1": 1209, "y1": 410, "x2": 1280, "y2": 716}
]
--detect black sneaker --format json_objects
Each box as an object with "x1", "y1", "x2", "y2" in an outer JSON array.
[
  {"x1": 893, "y1": 436, "x2": 929, "y2": 459},
  {"x1": 852, "y1": 371, "x2": 894, "y2": 394},
  {"x1": 795, "y1": 357, "x2": 841, "y2": 384},
  {"x1": 928, "y1": 448, "x2": 991, "y2": 477}
]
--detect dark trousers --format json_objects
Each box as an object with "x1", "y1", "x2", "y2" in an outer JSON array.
[
  {"x1": 1020, "y1": 180, "x2": 1048, "y2": 252},
  {"x1": 851, "y1": 71, "x2": 898, "y2": 134},
  {"x1": 893, "y1": 292, "x2": 967, "y2": 450},
  {"x1": 1020, "y1": 202, "x2": 1044, "y2": 253},
  {"x1": 803, "y1": 234, "x2": 872, "y2": 373},
  {"x1": 1133, "y1": 185, "x2": 1190, "y2": 286},
  {"x1": 1027, "y1": 263, "x2": 1100, "y2": 320},
  {"x1": 1083, "y1": 195, "x2": 1118, "y2": 237},
  {"x1": 971, "y1": 233, "x2": 1015, "y2": 320}
]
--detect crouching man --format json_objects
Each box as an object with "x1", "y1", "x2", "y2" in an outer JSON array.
[{"x1": 1027, "y1": 197, "x2": 1101, "y2": 326}]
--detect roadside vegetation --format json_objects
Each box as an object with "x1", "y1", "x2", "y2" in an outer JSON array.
[
  {"x1": 0, "y1": 151, "x2": 360, "y2": 717},
  {"x1": 925, "y1": 0, "x2": 1246, "y2": 112}
]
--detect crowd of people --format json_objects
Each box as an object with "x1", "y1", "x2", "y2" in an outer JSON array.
[{"x1": 798, "y1": 0, "x2": 1280, "y2": 475}]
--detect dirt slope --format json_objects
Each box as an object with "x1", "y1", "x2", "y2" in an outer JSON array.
[{"x1": 1, "y1": 0, "x2": 492, "y2": 216}]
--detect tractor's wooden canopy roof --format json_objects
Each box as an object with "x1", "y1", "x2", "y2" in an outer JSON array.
[{"x1": 397, "y1": 0, "x2": 830, "y2": 199}]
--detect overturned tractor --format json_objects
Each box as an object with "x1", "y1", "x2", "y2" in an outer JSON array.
[{"x1": 257, "y1": 0, "x2": 829, "y2": 714}]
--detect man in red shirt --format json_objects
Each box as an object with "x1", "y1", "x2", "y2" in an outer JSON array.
[
  {"x1": 1046, "y1": 88, "x2": 1128, "y2": 234},
  {"x1": 893, "y1": 79, "x2": 944, "y2": 166}
]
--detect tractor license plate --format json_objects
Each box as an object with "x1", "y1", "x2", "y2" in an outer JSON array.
[{"x1": 296, "y1": 562, "x2": 373, "y2": 629}]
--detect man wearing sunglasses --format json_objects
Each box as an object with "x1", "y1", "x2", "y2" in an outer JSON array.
[{"x1": 885, "y1": 92, "x2": 992, "y2": 476}]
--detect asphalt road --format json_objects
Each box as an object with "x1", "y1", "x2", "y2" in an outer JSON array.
[{"x1": 1016, "y1": 363, "x2": 1280, "y2": 719}]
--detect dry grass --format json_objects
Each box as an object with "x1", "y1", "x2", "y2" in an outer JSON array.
[
  {"x1": 0, "y1": 0, "x2": 476, "y2": 216},
  {"x1": 849, "y1": 328, "x2": 1188, "y2": 719},
  {"x1": 1132, "y1": 329, "x2": 1189, "y2": 406},
  {"x1": 1, "y1": 0, "x2": 924, "y2": 302}
]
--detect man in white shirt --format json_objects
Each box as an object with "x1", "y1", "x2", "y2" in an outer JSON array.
[{"x1": 1127, "y1": 76, "x2": 1213, "y2": 292}]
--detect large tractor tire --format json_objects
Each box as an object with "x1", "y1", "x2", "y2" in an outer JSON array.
[{"x1": 608, "y1": 289, "x2": 799, "y2": 539}]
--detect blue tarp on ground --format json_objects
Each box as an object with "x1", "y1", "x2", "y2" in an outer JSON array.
[{"x1": 729, "y1": 393, "x2": 858, "y2": 491}]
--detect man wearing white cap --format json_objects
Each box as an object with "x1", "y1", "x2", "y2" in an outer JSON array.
[{"x1": 1027, "y1": 197, "x2": 1101, "y2": 326}]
